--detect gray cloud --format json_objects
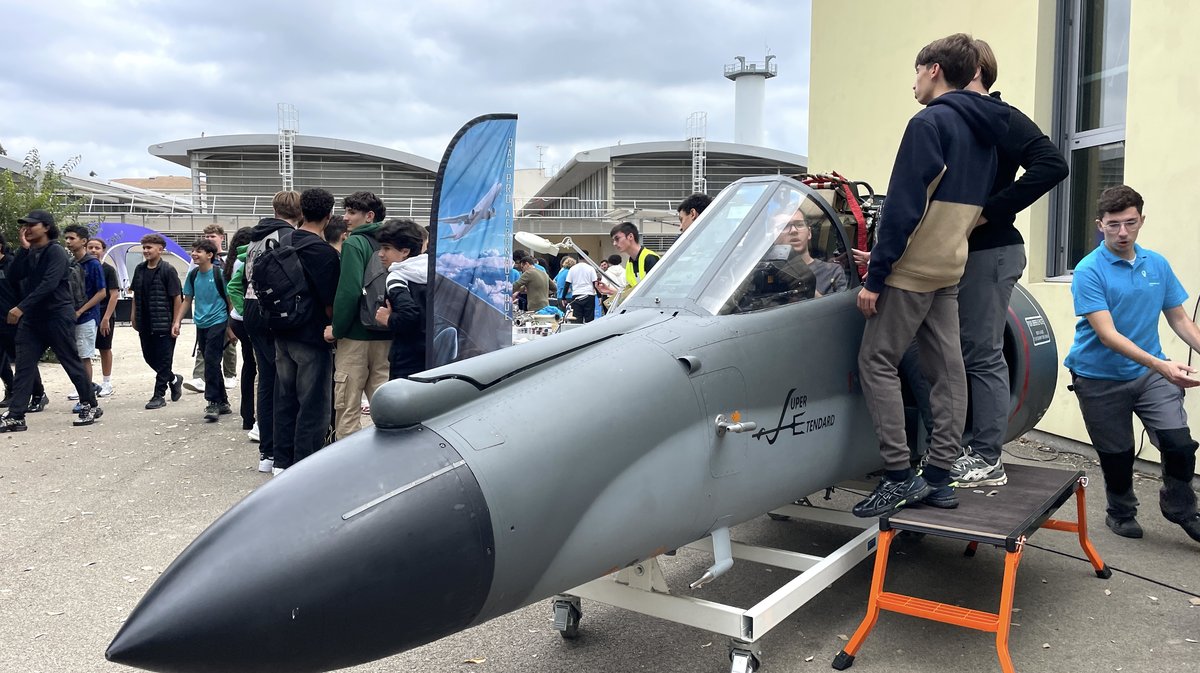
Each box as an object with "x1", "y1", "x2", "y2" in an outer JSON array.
[{"x1": 2, "y1": 0, "x2": 811, "y2": 180}]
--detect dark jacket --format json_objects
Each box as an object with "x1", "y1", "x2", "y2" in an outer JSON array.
[
  {"x1": 970, "y1": 91, "x2": 1070, "y2": 252},
  {"x1": 9, "y1": 243, "x2": 75, "y2": 321},
  {"x1": 242, "y1": 217, "x2": 296, "y2": 333},
  {"x1": 131, "y1": 261, "x2": 181, "y2": 335},
  {"x1": 270, "y1": 229, "x2": 340, "y2": 347},
  {"x1": 0, "y1": 254, "x2": 18, "y2": 333},
  {"x1": 865, "y1": 90, "x2": 1010, "y2": 293},
  {"x1": 384, "y1": 255, "x2": 428, "y2": 379}
]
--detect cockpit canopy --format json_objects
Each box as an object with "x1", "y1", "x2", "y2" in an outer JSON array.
[{"x1": 622, "y1": 176, "x2": 856, "y2": 315}]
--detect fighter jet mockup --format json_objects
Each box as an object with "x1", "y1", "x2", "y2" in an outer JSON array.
[
  {"x1": 439, "y1": 180, "x2": 503, "y2": 240},
  {"x1": 107, "y1": 175, "x2": 1057, "y2": 673}
]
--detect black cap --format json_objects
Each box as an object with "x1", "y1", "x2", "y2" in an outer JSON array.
[{"x1": 17, "y1": 209, "x2": 55, "y2": 227}]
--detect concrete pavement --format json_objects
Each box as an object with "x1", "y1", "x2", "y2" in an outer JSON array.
[{"x1": 1, "y1": 326, "x2": 1197, "y2": 673}]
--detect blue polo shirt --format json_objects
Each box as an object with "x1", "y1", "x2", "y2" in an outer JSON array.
[{"x1": 1064, "y1": 243, "x2": 1188, "y2": 381}]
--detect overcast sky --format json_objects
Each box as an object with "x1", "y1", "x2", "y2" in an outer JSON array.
[{"x1": 1, "y1": 0, "x2": 811, "y2": 181}]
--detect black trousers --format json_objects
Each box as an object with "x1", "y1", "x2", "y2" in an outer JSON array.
[
  {"x1": 197, "y1": 321, "x2": 230, "y2": 405},
  {"x1": 0, "y1": 327, "x2": 44, "y2": 402},
  {"x1": 9, "y1": 313, "x2": 96, "y2": 418},
  {"x1": 230, "y1": 318, "x2": 256, "y2": 428},
  {"x1": 245, "y1": 301, "x2": 276, "y2": 460},
  {"x1": 570, "y1": 295, "x2": 597, "y2": 323},
  {"x1": 139, "y1": 331, "x2": 177, "y2": 398}
]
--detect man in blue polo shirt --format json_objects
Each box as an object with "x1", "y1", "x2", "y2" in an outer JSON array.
[{"x1": 1065, "y1": 184, "x2": 1200, "y2": 544}]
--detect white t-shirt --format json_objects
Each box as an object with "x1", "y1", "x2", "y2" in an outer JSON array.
[{"x1": 566, "y1": 263, "x2": 598, "y2": 296}]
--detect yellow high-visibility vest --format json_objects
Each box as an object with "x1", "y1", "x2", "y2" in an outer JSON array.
[{"x1": 624, "y1": 247, "x2": 660, "y2": 287}]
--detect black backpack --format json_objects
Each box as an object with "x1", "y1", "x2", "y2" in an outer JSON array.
[
  {"x1": 249, "y1": 230, "x2": 318, "y2": 331},
  {"x1": 358, "y1": 233, "x2": 391, "y2": 332},
  {"x1": 63, "y1": 247, "x2": 88, "y2": 310}
]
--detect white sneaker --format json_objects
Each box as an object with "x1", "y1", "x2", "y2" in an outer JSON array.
[
  {"x1": 258, "y1": 457, "x2": 274, "y2": 473},
  {"x1": 224, "y1": 376, "x2": 237, "y2": 389},
  {"x1": 247, "y1": 422, "x2": 260, "y2": 442},
  {"x1": 183, "y1": 378, "x2": 205, "y2": 393},
  {"x1": 98, "y1": 382, "x2": 114, "y2": 397},
  {"x1": 271, "y1": 467, "x2": 284, "y2": 476},
  {"x1": 67, "y1": 392, "x2": 80, "y2": 401}
]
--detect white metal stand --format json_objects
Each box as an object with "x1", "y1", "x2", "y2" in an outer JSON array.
[{"x1": 555, "y1": 503, "x2": 878, "y2": 672}]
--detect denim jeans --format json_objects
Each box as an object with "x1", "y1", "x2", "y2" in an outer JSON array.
[{"x1": 273, "y1": 338, "x2": 333, "y2": 470}]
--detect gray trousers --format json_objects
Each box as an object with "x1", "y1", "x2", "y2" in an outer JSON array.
[
  {"x1": 958, "y1": 244, "x2": 1025, "y2": 462},
  {"x1": 859, "y1": 285, "x2": 967, "y2": 472},
  {"x1": 1071, "y1": 370, "x2": 1198, "y2": 521}
]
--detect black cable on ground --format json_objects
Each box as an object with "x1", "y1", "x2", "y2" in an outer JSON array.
[{"x1": 1024, "y1": 541, "x2": 1200, "y2": 599}]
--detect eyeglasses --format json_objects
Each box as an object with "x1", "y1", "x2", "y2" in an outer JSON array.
[{"x1": 1100, "y1": 218, "x2": 1141, "y2": 234}]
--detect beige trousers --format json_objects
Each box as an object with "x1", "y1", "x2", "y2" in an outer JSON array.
[{"x1": 333, "y1": 338, "x2": 391, "y2": 439}]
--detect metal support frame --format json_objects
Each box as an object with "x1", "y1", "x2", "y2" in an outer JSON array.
[
  {"x1": 832, "y1": 476, "x2": 1109, "y2": 673},
  {"x1": 560, "y1": 504, "x2": 878, "y2": 670}
]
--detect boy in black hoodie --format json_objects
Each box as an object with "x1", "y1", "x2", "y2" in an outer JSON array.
[
  {"x1": 853, "y1": 33, "x2": 1010, "y2": 517},
  {"x1": 949, "y1": 39, "x2": 1070, "y2": 487},
  {"x1": 241, "y1": 191, "x2": 302, "y2": 475}
]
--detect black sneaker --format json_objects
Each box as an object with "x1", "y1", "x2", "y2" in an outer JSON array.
[
  {"x1": 1105, "y1": 515, "x2": 1144, "y2": 539},
  {"x1": 204, "y1": 403, "x2": 219, "y2": 422},
  {"x1": 1173, "y1": 514, "x2": 1200, "y2": 543},
  {"x1": 145, "y1": 396, "x2": 167, "y2": 410},
  {"x1": 169, "y1": 375, "x2": 184, "y2": 402},
  {"x1": 218, "y1": 403, "x2": 233, "y2": 416},
  {"x1": 73, "y1": 404, "x2": 103, "y2": 426},
  {"x1": 0, "y1": 414, "x2": 27, "y2": 432},
  {"x1": 853, "y1": 475, "x2": 932, "y2": 518},
  {"x1": 923, "y1": 482, "x2": 959, "y2": 509},
  {"x1": 28, "y1": 393, "x2": 49, "y2": 413}
]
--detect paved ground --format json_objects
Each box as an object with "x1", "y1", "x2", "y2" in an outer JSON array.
[{"x1": 2, "y1": 326, "x2": 1198, "y2": 673}]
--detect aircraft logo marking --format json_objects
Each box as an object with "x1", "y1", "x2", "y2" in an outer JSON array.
[{"x1": 752, "y1": 388, "x2": 836, "y2": 445}]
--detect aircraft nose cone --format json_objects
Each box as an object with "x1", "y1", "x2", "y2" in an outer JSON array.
[{"x1": 106, "y1": 426, "x2": 494, "y2": 673}]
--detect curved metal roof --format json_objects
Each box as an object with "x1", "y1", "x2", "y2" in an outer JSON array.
[
  {"x1": 535, "y1": 140, "x2": 808, "y2": 198},
  {"x1": 148, "y1": 134, "x2": 440, "y2": 173}
]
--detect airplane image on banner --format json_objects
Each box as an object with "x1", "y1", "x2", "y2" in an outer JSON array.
[{"x1": 439, "y1": 181, "x2": 503, "y2": 240}]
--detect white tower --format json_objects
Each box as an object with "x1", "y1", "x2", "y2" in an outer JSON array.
[
  {"x1": 278, "y1": 103, "x2": 299, "y2": 191},
  {"x1": 724, "y1": 55, "x2": 777, "y2": 146},
  {"x1": 686, "y1": 112, "x2": 708, "y2": 195}
]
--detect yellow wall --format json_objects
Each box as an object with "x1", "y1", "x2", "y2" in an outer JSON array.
[{"x1": 809, "y1": 0, "x2": 1200, "y2": 462}]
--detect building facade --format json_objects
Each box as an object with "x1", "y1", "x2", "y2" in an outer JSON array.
[{"x1": 809, "y1": 0, "x2": 1198, "y2": 464}]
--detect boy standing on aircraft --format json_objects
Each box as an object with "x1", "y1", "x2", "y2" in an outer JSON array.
[
  {"x1": 853, "y1": 33, "x2": 1009, "y2": 517},
  {"x1": 949, "y1": 39, "x2": 1070, "y2": 487},
  {"x1": 1065, "y1": 185, "x2": 1200, "y2": 543}
]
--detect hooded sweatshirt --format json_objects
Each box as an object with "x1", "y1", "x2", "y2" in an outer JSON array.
[
  {"x1": 225, "y1": 243, "x2": 250, "y2": 318},
  {"x1": 332, "y1": 221, "x2": 390, "y2": 341},
  {"x1": 971, "y1": 91, "x2": 1070, "y2": 252},
  {"x1": 384, "y1": 253, "x2": 428, "y2": 378},
  {"x1": 242, "y1": 217, "x2": 296, "y2": 332},
  {"x1": 864, "y1": 89, "x2": 1010, "y2": 293}
]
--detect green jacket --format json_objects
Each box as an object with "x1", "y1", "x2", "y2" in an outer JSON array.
[
  {"x1": 332, "y1": 221, "x2": 390, "y2": 341},
  {"x1": 226, "y1": 244, "x2": 249, "y2": 316}
]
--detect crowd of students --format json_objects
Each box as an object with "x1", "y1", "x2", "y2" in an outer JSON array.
[{"x1": 0, "y1": 191, "x2": 430, "y2": 480}]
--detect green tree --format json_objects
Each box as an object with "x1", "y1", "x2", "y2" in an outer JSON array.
[{"x1": 0, "y1": 149, "x2": 81, "y2": 244}]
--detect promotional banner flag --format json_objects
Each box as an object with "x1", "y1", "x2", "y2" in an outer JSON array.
[{"x1": 426, "y1": 114, "x2": 516, "y2": 368}]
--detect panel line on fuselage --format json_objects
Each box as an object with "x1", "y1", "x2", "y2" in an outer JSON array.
[{"x1": 342, "y1": 460, "x2": 467, "y2": 520}]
